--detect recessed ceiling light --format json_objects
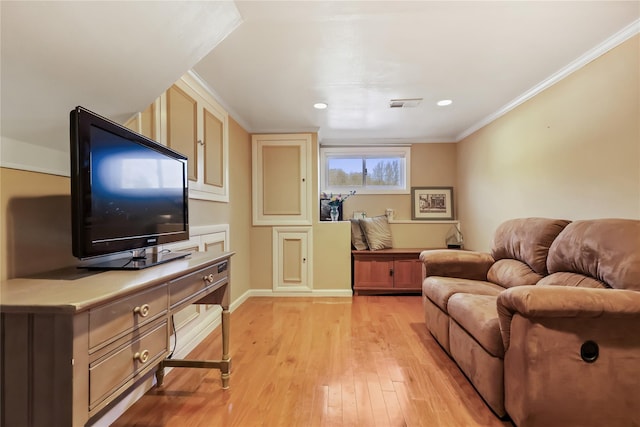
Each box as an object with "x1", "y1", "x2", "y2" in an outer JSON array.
[
  {"x1": 437, "y1": 99, "x2": 453, "y2": 107},
  {"x1": 314, "y1": 102, "x2": 328, "y2": 110}
]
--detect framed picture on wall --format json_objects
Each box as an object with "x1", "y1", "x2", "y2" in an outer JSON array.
[
  {"x1": 411, "y1": 187, "x2": 454, "y2": 220},
  {"x1": 319, "y1": 199, "x2": 343, "y2": 221}
]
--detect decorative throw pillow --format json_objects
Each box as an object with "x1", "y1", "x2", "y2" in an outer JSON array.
[
  {"x1": 350, "y1": 219, "x2": 368, "y2": 250},
  {"x1": 359, "y1": 216, "x2": 393, "y2": 251}
]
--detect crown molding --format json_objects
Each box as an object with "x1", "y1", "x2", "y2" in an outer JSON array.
[
  {"x1": 186, "y1": 70, "x2": 254, "y2": 133},
  {"x1": 456, "y1": 18, "x2": 640, "y2": 142}
]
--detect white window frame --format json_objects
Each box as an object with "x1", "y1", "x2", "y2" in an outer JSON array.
[{"x1": 320, "y1": 146, "x2": 411, "y2": 195}]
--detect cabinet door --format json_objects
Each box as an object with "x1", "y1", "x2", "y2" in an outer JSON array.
[
  {"x1": 166, "y1": 83, "x2": 198, "y2": 181},
  {"x1": 166, "y1": 74, "x2": 230, "y2": 202},
  {"x1": 273, "y1": 227, "x2": 312, "y2": 292},
  {"x1": 354, "y1": 256, "x2": 394, "y2": 289},
  {"x1": 252, "y1": 134, "x2": 312, "y2": 225},
  {"x1": 203, "y1": 108, "x2": 223, "y2": 189},
  {"x1": 123, "y1": 102, "x2": 157, "y2": 141},
  {"x1": 392, "y1": 258, "x2": 423, "y2": 289}
]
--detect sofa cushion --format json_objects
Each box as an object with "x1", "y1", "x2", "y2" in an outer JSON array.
[
  {"x1": 546, "y1": 219, "x2": 640, "y2": 291},
  {"x1": 423, "y1": 276, "x2": 504, "y2": 313},
  {"x1": 487, "y1": 259, "x2": 543, "y2": 288},
  {"x1": 537, "y1": 272, "x2": 608, "y2": 289},
  {"x1": 491, "y1": 218, "x2": 571, "y2": 275},
  {"x1": 420, "y1": 249, "x2": 495, "y2": 281},
  {"x1": 448, "y1": 293, "x2": 504, "y2": 358},
  {"x1": 350, "y1": 219, "x2": 368, "y2": 250},
  {"x1": 359, "y1": 215, "x2": 393, "y2": 251}
]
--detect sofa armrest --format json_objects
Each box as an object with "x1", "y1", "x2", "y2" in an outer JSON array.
[
  {"x1": 497, "y1": 286, "x2": 640, "y2": 349},
  {"x1": 419, "y1": 249, "x2": 494, "y2": 281},
  {"x1": 498, "y1": 285, "x2": 640, "y2": 426}
]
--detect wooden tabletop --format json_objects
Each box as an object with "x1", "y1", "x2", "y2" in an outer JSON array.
[{"x1": 0, "y1": 251, "x2": 234, "y2": 314}]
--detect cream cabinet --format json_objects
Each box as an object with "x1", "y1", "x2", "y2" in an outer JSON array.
[
  {"x1": 252, "y1": 133, "x2": 312, "y2": 226},
  {"x1": 125, "y1": 72, "x2": 229, "y2": 203},
  {"x1": 124, "y1": 102, "x2": 158, "y2": 141},
  {"x1": 272, "y1": 227, "x2": 313, "y2": 292},
  {"x1": 166, "y1": 73, "x2": 229, "y2": 202}
]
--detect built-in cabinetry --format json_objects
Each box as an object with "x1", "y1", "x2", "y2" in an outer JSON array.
[
  {"x1": 251, "y1": 133, "x2": 312, "y2": 226},
  {"x1": 252, "y1": 133, "x2": 314, "y2": 293},
  {"x1": 0, "y1": 251, "x2": 233, "y2": 427},
  {"x1": 125, "y1": 72, "x2": 229, "y2": 202},
  {"x1": 272, "y1": 227, "x2": 313, "y2": 292},
  {"x1": 166, "y1": 74, "x2": 228, "y2": 201},
  {"x1": 352, "y1": 249, "x2": 425, "y2": 295}
]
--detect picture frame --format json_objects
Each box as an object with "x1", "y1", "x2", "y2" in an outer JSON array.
[
  {"x1": 411, "y1": 186, "x2": 454, "y2": 220},
  {"x1": 319, "y1": 199, "x2": 343, "y2": 221}
]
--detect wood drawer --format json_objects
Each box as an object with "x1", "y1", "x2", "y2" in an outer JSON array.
[
  {"x1": 89, "y1": 320, "x2": 168, "y2": 409},
  {"x1": 169, "y1": 260, "x2": 228, "y2": 309},
  {"x1": 89, "y1": 284, "x2": 168, "y2": 351}
]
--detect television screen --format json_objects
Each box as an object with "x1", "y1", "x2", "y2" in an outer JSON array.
[{"x1": 71, "y1": 106, "x2": 189, "y2": 269}]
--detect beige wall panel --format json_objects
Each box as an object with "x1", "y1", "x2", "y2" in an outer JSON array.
[
  {"x1": 282, "y1": 238, "x2": 303, "y2": 282},
  {"x1": 456, "y1": 35, "x2": 640, "y2": 251},
  {"x1": 1, "y1": 168, "x2": 77, "y2": 280},
  {"x1": 203, "y1": 109, "x2": 223, "y2": 188},
  {"x1": 388, "y1": 223, "x2": 453, "y2": 249},
  {"x1": 224, "y1": 116, "x2": 252, "y2": 301},
  {"x1": 140, "y1": 103, "x2": 156, "y2": 141},
  {"x1": 205, "y1": 240, "x2": 225, "y2": 255},
  {"x1": 312, "y1": 221, "x2": 351, "y2": 290},
  {"x1": 124, "y1": 114, "x2": 140, "y2": 133},
  {"x1": 249, "y1": 227, "x2": 273, "y2": 290},
  {"x1": 167, "y1": 85, "x2": 198, "y2": 181},
  {"x1": 262, "y1": 145, "x2": 302, "y2": 214}
]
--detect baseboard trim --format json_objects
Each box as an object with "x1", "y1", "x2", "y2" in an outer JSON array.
[{"x1": 247, "y1": 288, "x2": 353, "y2": 297}]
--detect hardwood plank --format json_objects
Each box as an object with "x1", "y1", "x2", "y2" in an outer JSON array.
[{"x1": 112, "y1": 296, "x2": 513, "y2": 427}]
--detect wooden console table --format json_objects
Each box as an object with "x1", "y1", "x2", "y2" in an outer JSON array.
[{"x1": 0, "y1": 251, "x2": 234, "y2": 427}]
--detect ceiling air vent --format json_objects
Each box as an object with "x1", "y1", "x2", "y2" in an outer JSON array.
[{"x1": 389, "y1": 98, "x2": 422, "y2": 108}]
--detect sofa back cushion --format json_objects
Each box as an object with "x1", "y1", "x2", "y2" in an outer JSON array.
[
  {"x1": 487, "y1": 259, "x2": 543, "y2": 288},
  {"x1": 537, "y1": 272, "x2": 608, "y2": 289},
  {"x1": 491, "y1": 218, "x2": 571, "y2": 276},
  {"x1": 545, "y1": 219, "x2": 640, "y2": 291}
]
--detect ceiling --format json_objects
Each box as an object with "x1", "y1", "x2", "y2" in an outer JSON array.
[{"x1": 2, "y1": 1, "x2": 639, "y2": 155}]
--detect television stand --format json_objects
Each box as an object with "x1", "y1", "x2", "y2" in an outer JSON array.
[
  {"x1": 84, "y1": 250, "x2": 190, "y2": 270},
  {"x1": 1, "y1": 251, "x2": 234, "y2": 427}
]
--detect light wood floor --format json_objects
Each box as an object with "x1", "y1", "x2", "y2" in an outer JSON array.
[{"x1": 112, "y1": 296, "x2": 514, "y2": 427}]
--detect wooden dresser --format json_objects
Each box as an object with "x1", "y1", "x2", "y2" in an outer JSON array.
[{"x1": 0, "y1": 251, "x2": 233, "y2": 427}]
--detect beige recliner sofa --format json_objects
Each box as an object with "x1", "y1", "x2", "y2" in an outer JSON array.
[{"x1": 421, "y1": 218, "x2": 640, "y2": 426}]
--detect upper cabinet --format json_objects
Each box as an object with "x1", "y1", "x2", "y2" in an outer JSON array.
[
  {"x1": 125, "y1": 72, "x2": 229, "y2": 203},
  {"x1": 124, "y1": 102, "x2": 158, "y2": 141},
  {"x1": 167, "y1": 74, "x2": 229, "y2": 202},
  {"x1": 252, "y1": 133, "x2": 313, "y2": 226}
]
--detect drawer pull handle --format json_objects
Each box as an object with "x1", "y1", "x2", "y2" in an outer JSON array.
[
  {"x1": 204, "y1": 273, "x2": 215, "y2": 284},
  {"x1": 134, "y1": 350, "x2": 150, "y2": 364},
  {"x1": 133, "y1": 304, "x2": 150, "y2": 317}
]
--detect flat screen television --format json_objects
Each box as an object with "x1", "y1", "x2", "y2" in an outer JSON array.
[{"x1": 70, "y1": 106, "x2": 190, "y2": 270}]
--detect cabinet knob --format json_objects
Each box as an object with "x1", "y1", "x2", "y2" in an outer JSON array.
[
  {"x1": 134, "y1": 349, "x2": 150, "y2": 364},
  {"x1": 204, "y1": 273, "x2": 215, "y2": 284},
  {"x1": 133, "y1": 304, "x2": 150, "y2": 317},
  {"x1": 197, "y1": 139, "x2": 204, "y2": 146}
]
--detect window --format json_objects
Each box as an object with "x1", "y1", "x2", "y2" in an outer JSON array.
[{"x1": 320, "y1": 146, "x2": 411, "y2": 194}]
